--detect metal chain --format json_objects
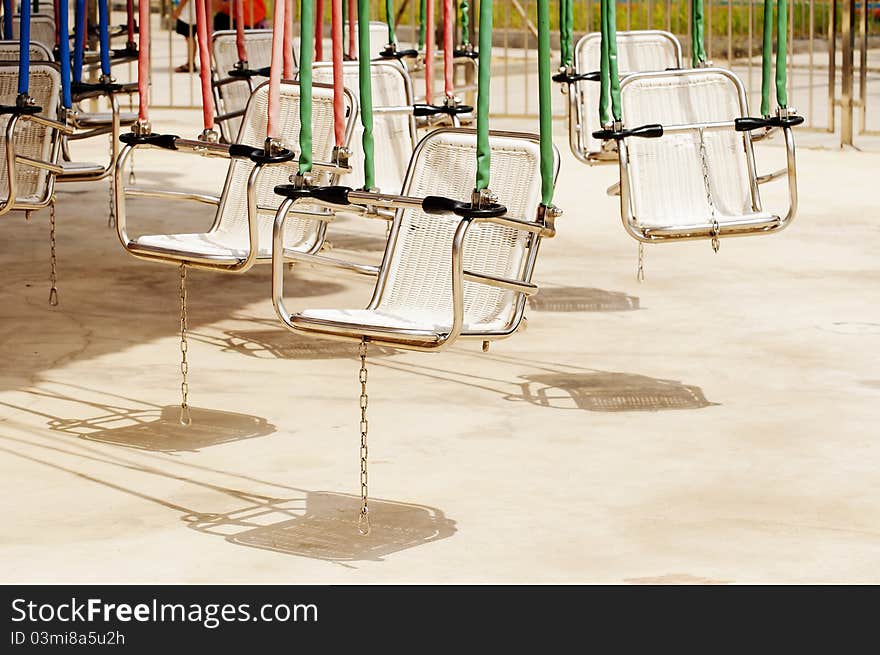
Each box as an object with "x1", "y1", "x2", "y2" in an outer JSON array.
[
  {"x1": 357, "y1": 337, "x2": 371, "y2": 536},
  {"x1": 107, "y1": 137, "x2": 116, "y2": 229},
  {"x1": 48, "y1": 202, "x2": 58, "y2": 306},
  {"x1": 637, "y1": 243, "x2": 645, "y2": 282},
  {"x1": 178, "y1": 264, "x2": 192, "y2": 426},
  {"x1": 698, "y1": 127, "x2": 721, "y2": 253}
]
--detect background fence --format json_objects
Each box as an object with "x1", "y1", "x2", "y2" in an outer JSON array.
[{"x1": 115, "y1": 0, "x2": 878, "y2": 147}]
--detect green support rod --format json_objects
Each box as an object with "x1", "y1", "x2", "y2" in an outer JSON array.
[
  {"x1": 761, "y1": 0, "x2": 773, "y2": 116},
  {"x1": 691, "y1": 0, "x2": 706, "y2": 66},
  {"x1": 299, "y1": 0, "x2": 315, "y2": 174},
  {"x1": 605, "y1": 0, "x2": 621, "y2": 122},
  {"x1": 359, "y1": 0, "x2": 376, "y2": 189},
  {"x1": 537, "y1": 0, "x2": 554, "y2": 205},
  {"x1": 559, "y1": 0, "x2": 572, "y2": 68},
  {"x1": 775, "y1": 0, "x2": 788, "y2": 108},
  {"x1": 419, "y1": 0, "x2": 427, "y2": 47},
  {"x1": 460, "y1": 0, "x2": 469, "y2": 46},
  {"x1": 475, "y1": 0, "x2": 492, "y2": 191},
  {"x1": 386, "y1": 0, "x2": 396, "y2": 44},
  {"x1": 599, "y1": 0, "x2": 610, "y2": 125}
]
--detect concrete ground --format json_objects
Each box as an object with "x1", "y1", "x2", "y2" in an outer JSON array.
[{"x1": 1, "y1": 110, "x2": 878, "y2": 584}]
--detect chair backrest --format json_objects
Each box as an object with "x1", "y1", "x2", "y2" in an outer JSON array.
[
  {"x1": 0, "y1": 39, "x2": 53, "y2": 62},
  {"x1": 12, "y1": 14, "x2": 56, "y2": 51},
  {"x1": 372, "y1": 129, "x2": 556, "y2": 336},
  {"x1": 620, "y1": 68, "x2": 758, "y2": 228},
  {"x1": 575, "y1": 30, "x2": 681, "y2": 156},
  {"x1": 211, "y1": 29, "x2": 275, "y2": 142},
  {"x1": 311, "y1": 60, "x2": 415, "y2": 193},
  {"x1": 0, "y1": 62, "x2": 61, "y2": 204},
  {"x1": 211, "y1": 80, "x2": 355, "y2": 254},
  {"x1": 342, "y1": 21, "x2": 389, "y2": 60}
]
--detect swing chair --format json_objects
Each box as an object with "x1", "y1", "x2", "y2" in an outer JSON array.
[
  {"x1": 272, "y1": 0, "x2": 561, "y2": 533},
  {"x1": 114, "y1": 0, "x2": 356, "y2": 424},
  {"x1": 598, "y1": 0, "x2": 801, "y2": 254},
  {"x1": 0, "y1": 0, "x2": 74, "y2": 305}
]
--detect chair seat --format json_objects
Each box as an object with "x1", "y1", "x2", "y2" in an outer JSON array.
[
  {"x1": 75, "y1": 111, "x2": 138, "y2": 128},
  {"x1": 130, "y1": 232, "x2": 269, "y2": 264},
  {"x1": 291, "y1": 308, "x2": 511, "y2": 343},
  {"x1": 640, "y1": 210, "x2": 780, "y2": 237},
  {"x1": 60, "y1": 161, "x2": 106, "y2": 176}
]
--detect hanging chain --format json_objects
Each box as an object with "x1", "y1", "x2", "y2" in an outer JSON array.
[
  {"x1": 357, "y1": 338, "x2": 371, "y2": 536},
  {"x1": 698, "y1": 128, "x2": 721, "y2": 253},
  {"x1": 48, "y1": 202, "x2": 58, "y2": 306},
  {"x1": 178, "y1": 264, "x2": 192, "y2": 426},
  {"x1": 637, "y1": 243, "x2": 645, "y2": 282},
  {"x1": 107, "y1": 137, "x2": 116, "y2": 229},
  {"x1": 128, "y1": 148, "x2": 136, "y2": 186}
]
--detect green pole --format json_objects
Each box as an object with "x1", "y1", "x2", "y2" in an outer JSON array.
[
  {"x1": 419, "y1": 0, "x2": 427, "y2": 48},
  {"x1": 299, "y1": 0, "x2": 314, "y2": 174},
  {"x1": 599, "y1": 0, "x2": 610, "y2": 125},
  {"x1": 460, "y1": 0, "x2": 469, "y2": 46},
  {"x1": 607, "y1": 0, "x2": 621, "y2": 122},
  {"x1": 559, "y1": 0, "x2": 572, "y2": 68},
  {"x1": 385, "y1": 0, "x2": 396, "y2": 44},
  {"x1": 358, "y1": 0, "x2": 376, "y2": 189},
  {"x1": 475, "y1": 0, "x2": 492, "y2": 191},
  {"x1": 775, "y1": 0, "x2": 788, "y2": 108},
  {"x1": 692, "y1": 0, "x2": 706, "y2": 66},
  {"x1": 761, "y1": 0, "x2": 773, "y2": 115},
  {"x1": 538, "y1": 0, "x2": 554, "y2": 205}
]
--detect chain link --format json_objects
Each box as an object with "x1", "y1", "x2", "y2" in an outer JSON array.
[
  {"x1": 107, "y1": 137, "x2": 116, "y2": 229},
  {"x1": 698, "y1": 127, "x2": 721, "y2": 253},
  {"x1": 357, "y1": 338, "x2": 371, "y2": 535},
  {"x1": 637, "y1": 243, "x2": 645, "y2": 283},
  {"x1": 48, "y1": 202, "x2": 58, "y2": 306},
  {"x1": 179, "y1": 264, "x2": 192, "y2": 426}
]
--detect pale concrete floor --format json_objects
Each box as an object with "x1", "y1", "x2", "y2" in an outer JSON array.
[{"x1": 1, "y1": 112, "x2": 878, "y2": 584}]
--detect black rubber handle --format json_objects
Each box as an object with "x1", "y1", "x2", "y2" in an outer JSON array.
[
  {"x1": 228, "y1": 67, "x2": 263, "y2": 79},
  {"x1": 228, "y1": 144, "x2": 296, "y2": 164},
  {"x1": 379, "y1": 47, "x2": 419, "y2": 60},
  {"x1": 592, "y1": 123, "x2": 664, "y2": 141},
  {"x1": 273, "y1": 185, "x2": 352, "y2": 205},
  {"x1": 0, "y1": 104, "x2": 42, "y2": 116},
  {"x1": 412, "y1": 103, "x2": 475, "y2": 117},
  {"x1": 552, "y1": 70, "x2": 601, "y2": 84},
  {"x1": 735, "y1": 114, "x2": 805, "y2": 131},
  {"x1": 423, "y1": 195, "x2": 508, "y2": 218},
  {"x1": 119, "y1": 132, "x2": 180, "y2": 149},
  {"x1": 453, "y1": 48, "x2": 479, "y2": 59}
]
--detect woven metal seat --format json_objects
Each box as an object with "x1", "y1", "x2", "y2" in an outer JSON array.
[
  {"x1": 117, "y1": 81, "x2": 356, "y2": 268},
  {"x1": 281, "y1": 129, "x2": 558, "y2": 349},
  {"x1": 568, "y1": 30, "x2": 681, "y2": 163},
  {"x1": 11, "y1": 13, "x2": 56, "y2": 51},
  {"x1": 211, "y1": 29, "x2": 274, "y2": 143},
  {"x1": 0, "y1": 39, "x2": 52, "y2": 62},
  {"x1": 0, "y1": 63, "x2": 63, "y2": 211},
  {"x1": 311, "y1": 60, "x2": 415, "y2": 193},
  {"x1": 617, "y1": 68, "x2": 797, "y2": 242}
]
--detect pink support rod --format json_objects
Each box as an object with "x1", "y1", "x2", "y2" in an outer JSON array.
[
  {"x1": 267, "y1": 0, "x2": 286, "y2": 138},
  {"x1": 137, "y1": 0, "x2": 150, "y2": 122},
  {"x1": 331, "y1": 0, "x2": 344, "y2": 145},
  {"x1": 195, "y1": 0, "x2": 215, "y2": 130},
  {"x1": 347, "y1": 0, "x2": 355, "y2": 58},
  {"x1": 425, "y1": 0, "x2": 434, "y2": 103},
  {"x1": 442, "y1": 0, "x2": 453, "y2": 97},
  {"x1": 126, "y1": 0, "x2": 135, "y2": 43},
  {"x1": 283, "y1": 0, "x2": 294, "y2": 77},
  {"x1": 234, "y1": 0, "x2": 247, "y2": 62},
  {"x1": 315, "y1": 0, "x2": 324, "y2": 61}
]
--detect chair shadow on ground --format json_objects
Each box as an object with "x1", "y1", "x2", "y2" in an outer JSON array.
[
  {"x1": 51, "y1": 406, "x2": 276, "y2": 453},
  {"x1": 206, "y1": 324, "x2": 398, "y2": 360},
  {"x1": 186, "y1": 491, "x2": 456, "y2": 564},
  {"x1": 508, "y1": 371, "x2": 716, "y2": 412},
  {"x1": 527, "y1": 286, "x2": 640, "y2": 312}
]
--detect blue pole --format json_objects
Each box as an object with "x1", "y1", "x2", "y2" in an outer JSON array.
[
  {"x1": 18, "y1": 0, "x2": 32, "y2": 95},
  {"x1": 2, "y1": 0, "x2": 12, "y2": 41},
  {"x1": 74, "y1": 0, "x2": 86, "y2": 83},
  {"x1": 97, "y1": 0, "x2": 111, "y2": 76},
  {"x1": 59, "y1": 0, "x2": 72, "y2": 107}
]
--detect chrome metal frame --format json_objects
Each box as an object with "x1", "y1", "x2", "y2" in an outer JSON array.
[
  {"x1": 114, "y1": 80, "x2": 357, "y2": 272},
  {"x1": 272, "y1": 128, "x2": 560, "y2": 352},
  {"x1": 615, "y1": 67, "x2": 798, "y2": 244},
  {"x1": 0, "y1": 66, "x2": 72, "y2": 218},
  {"x1": 566, "y1": 30, "x2": 682, "y2": 166}
]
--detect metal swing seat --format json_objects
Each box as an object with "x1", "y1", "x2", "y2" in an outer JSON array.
[
  {"x1": 211, "y1": 29, "x2": 275, "y2": 143},
  {"x1": 566, "y1": 30, "x2": 681, "y2": 163},
  {"x1": 115, "y1": 80, "x2": 356, "y2": 269},
  {"x1": 273, "y1": 128, "x2": 559, "y2": 350},
  {"x1": 311, "y1": 59, "x2": 415, "y2": 194},
  {"x1": 10, "y1": 13, "x2": 55, "y2": 51},
  {"x1": 615, "y1": 67, "x2": 797, "y2": 243},
  {"x1": 0, "y1": 38, "x2": 50, "y2": 62}
]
